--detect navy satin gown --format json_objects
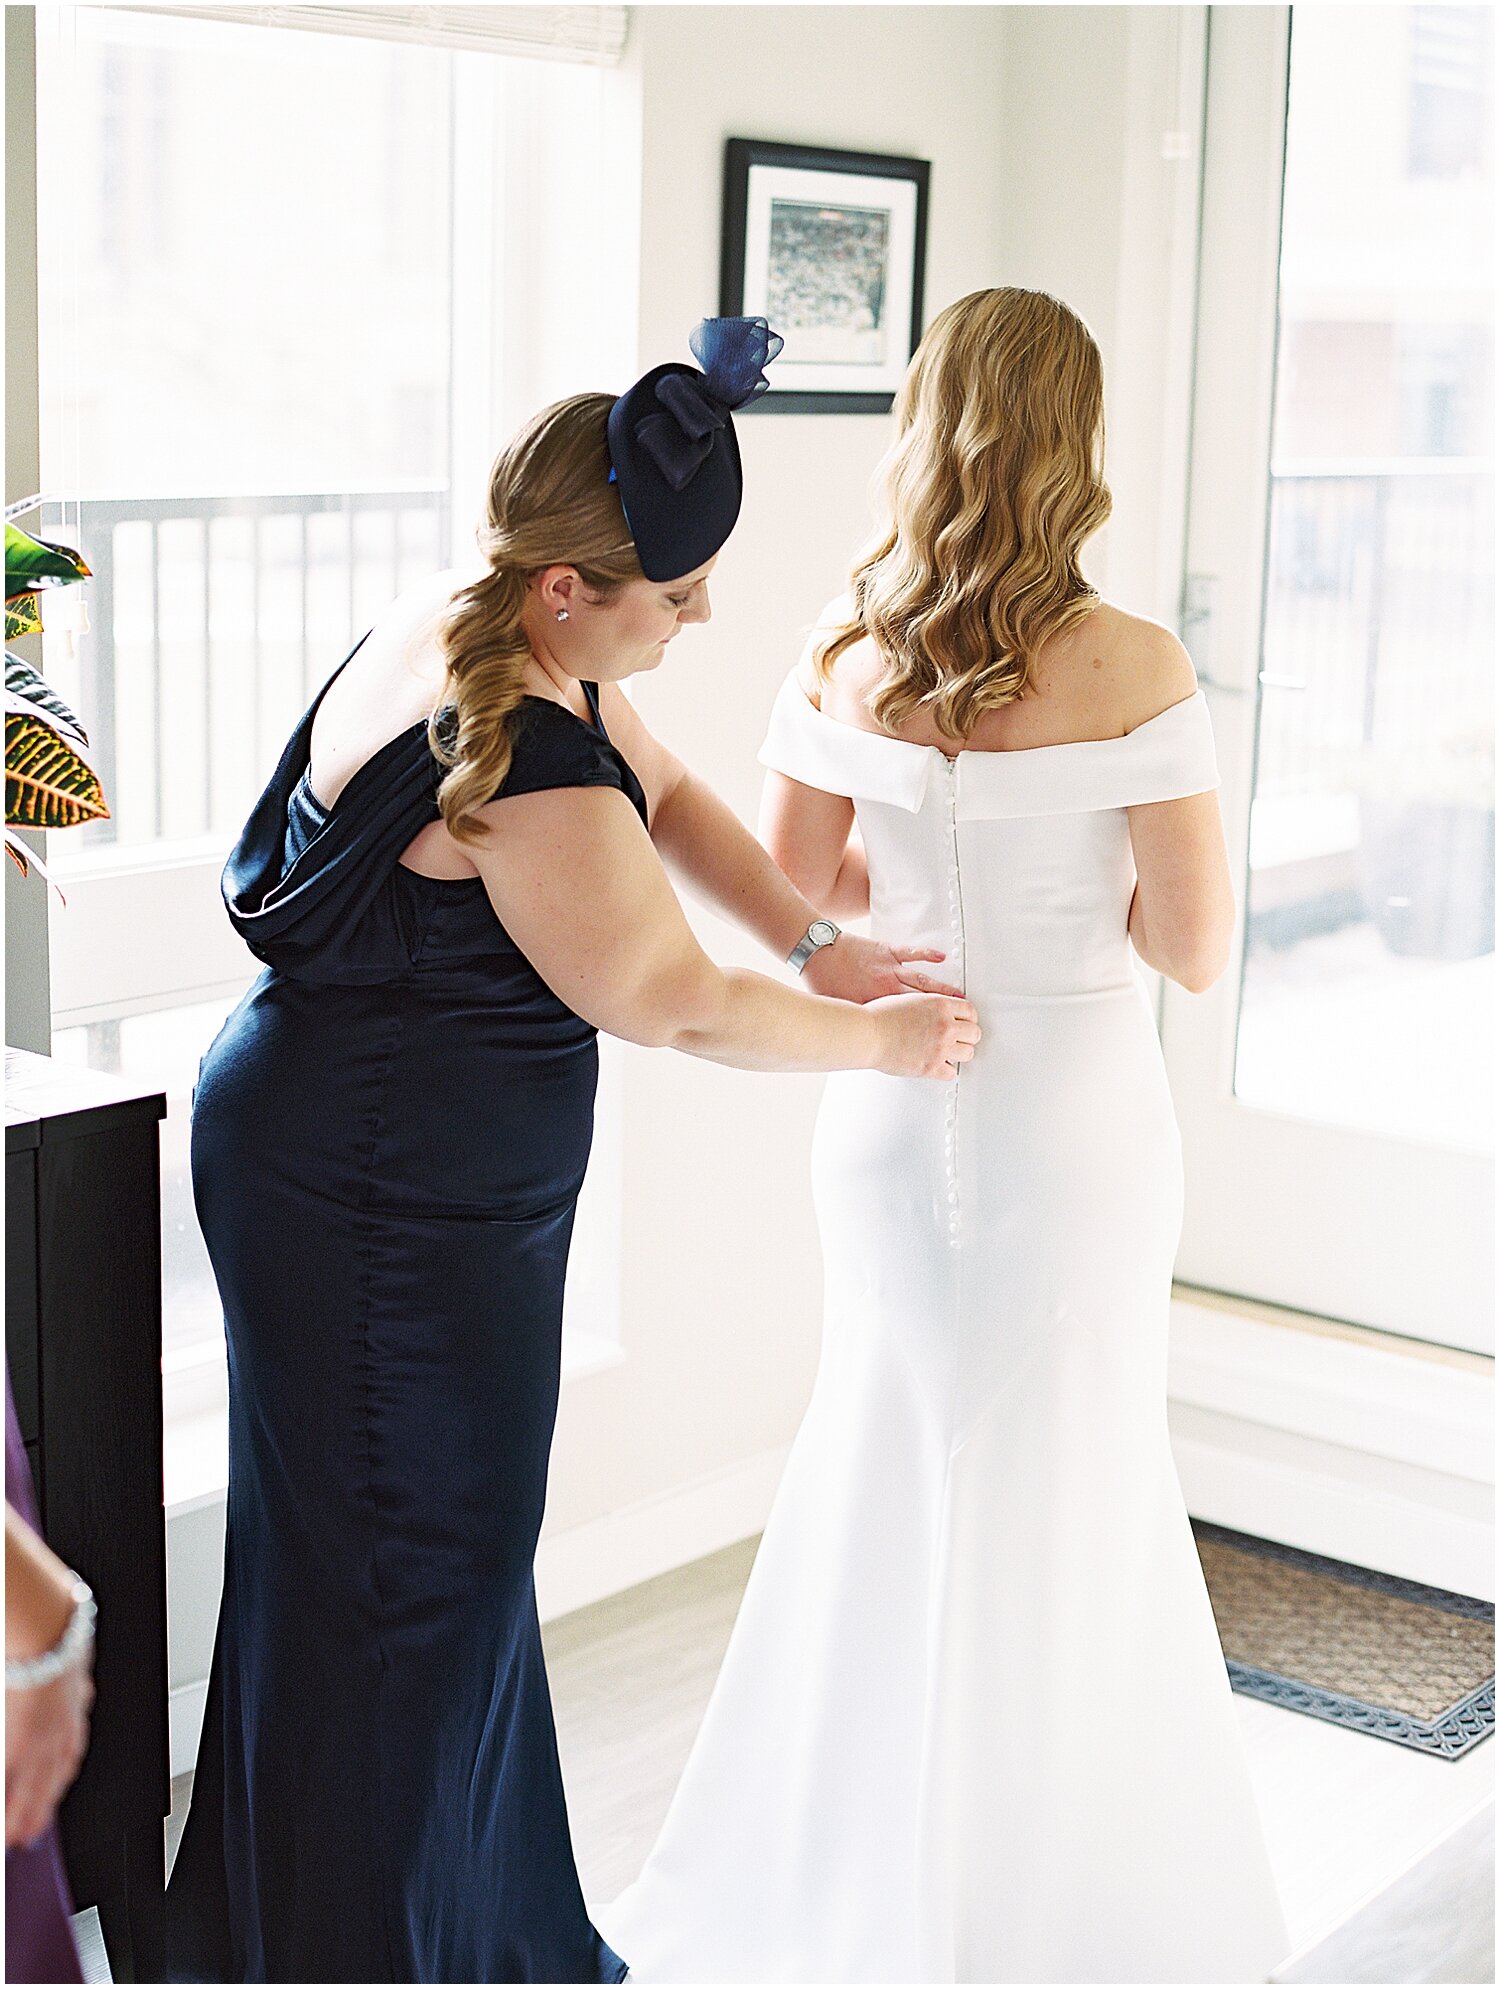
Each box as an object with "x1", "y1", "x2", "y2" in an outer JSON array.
[{"x1": 166, "y1": 641, "x2": 639, "y2": 1984}]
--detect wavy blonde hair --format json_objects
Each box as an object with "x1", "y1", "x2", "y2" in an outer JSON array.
[
  {"x1": 817, "y1": 287, "x2": 1111, "y2": 739},
  {"x1": 430, "y1": 393, "x2": 643, "y2": 841}
]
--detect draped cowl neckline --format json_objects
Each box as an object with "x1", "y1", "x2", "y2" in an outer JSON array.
[{"x1": 222, "y1": 637, "x2": 634, "y2": 977}]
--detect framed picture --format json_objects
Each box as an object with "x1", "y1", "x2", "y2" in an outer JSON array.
[{"x1": 720, "y1": 138, "x2": 931, "y2": 414}]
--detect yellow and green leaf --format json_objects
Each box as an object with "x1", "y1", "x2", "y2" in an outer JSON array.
[
  {"x1": 6, "y1": 592, "x2": 43, "y2": 640},
  {"x1": 6, "y1": 713, "x2": 109, "y2": 830},
  {"x1": 5, "y1": 521, "x2": 91, "y2": 603}
]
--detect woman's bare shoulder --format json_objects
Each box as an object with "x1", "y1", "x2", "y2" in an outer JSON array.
[
  {"x1": 800, "y1": 594, "x2": 890, "y2": 723},
  {"x1": 316, "y1": 568, "x2": 478, "y2": 752},
  {"x1": 793, "y1": 593, "x2": 1199, "y2": 737},
  {"x1": 791, "y1": 594, "x2": 863, "y2": 709},
  {"x1": 1055, "y1": 601, "x2": 1198, "y2": 731},
  {"x1": 384, "y1": 565, "x2": 483, "y2": 672}
]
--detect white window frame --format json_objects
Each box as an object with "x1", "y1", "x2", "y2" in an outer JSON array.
[{"x1": 1163, "y1": 5, "x2": 1495, "y2": 1352}]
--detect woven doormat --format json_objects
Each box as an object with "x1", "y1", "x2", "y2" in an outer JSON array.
[{"x1": 1192, "y1": 1520, "x2": 1494, "y2": 1759}]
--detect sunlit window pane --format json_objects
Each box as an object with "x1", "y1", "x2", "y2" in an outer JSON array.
[
  {"x1": 36, "y1": 6, "x2": 455, "y2": 851},
  {"x1": 1235, "y1": 3, "x2": 1494, "y2": 1154}
]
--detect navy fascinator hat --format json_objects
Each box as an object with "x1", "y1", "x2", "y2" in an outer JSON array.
[{"x1": 607, "y1": 316, "x2": 783, "y2": 582}]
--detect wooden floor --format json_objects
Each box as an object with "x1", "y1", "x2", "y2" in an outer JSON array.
[
  {"x1": 160, "y1": 1535, "x2": 1493, "y2": 1984},
  {"x1": 543, "y1": 1536, "x2": 758, "y2": 1907}
]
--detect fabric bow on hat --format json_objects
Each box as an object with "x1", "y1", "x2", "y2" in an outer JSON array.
[
  {"x1": 634, "y1": 317, "x2": 785, "y2": 493},
  {"x1": 606, "y1": 314, "x2": 784, "y2": 578}
]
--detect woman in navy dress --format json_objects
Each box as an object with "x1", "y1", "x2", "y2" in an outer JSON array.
[{"x1": 164, "y1": 319, "x2": 979, "y2": 1983}]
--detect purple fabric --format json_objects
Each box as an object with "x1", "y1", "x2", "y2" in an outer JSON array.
[{"x1": 5, "y1": 1370, "x2": 84, "y2": 1985}]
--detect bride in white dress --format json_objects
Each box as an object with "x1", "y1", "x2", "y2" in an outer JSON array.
[{"x1": 599, "y1": 288, "x2": 1291, "y2": 1984}]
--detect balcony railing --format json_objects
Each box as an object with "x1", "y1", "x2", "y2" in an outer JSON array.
[
  {"x1": 41, "y1": 486, "x2": 451, "y2": 850},
  {"x1": 1258, "y1": 460, "x2": 1493, "y2": 803},
  {"x1": 38, "y1": 467, "x2": 1491, "y2": 854},
  {"x1": 1247, "y1": 460, "x2": 1494, "y2": 956}
]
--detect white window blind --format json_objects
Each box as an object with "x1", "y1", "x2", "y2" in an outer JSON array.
[{"x1": 126, "y1": 4, "x2": 629, "y2": 65}]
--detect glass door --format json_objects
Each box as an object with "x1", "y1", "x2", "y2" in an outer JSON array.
[{"x1": 1167, "y1": 6, "x2": 1494, "y2": 1351}]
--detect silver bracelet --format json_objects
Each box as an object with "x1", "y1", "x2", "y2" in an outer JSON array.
[{"x1": 6, "y1": 1575, "x2": 96, "y2": 1690}]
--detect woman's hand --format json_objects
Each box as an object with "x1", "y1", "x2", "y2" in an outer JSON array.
[
  {"x1": 801, "y1": 935, "x2": 963, "y2": 1005},
  {"x1": 866, "y1": 992, "x2": 982, "y2": 1081},
  {"x1": 6, "y1": 1503, "x2": 94, "y2": 1849},
  {"x1": 6, "y1": 1663, "x2": 94, "y2": 1850},
  {"x1": 459, "y1": 784, "x2": 969, "y2": 1078}
]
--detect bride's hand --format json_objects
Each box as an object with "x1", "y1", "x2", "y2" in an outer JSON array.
[
  {"x1": 801, "y1": 935, "x2": 964, "y2": 1005},
  {"x1": 866, "y1": 992, "x2": 981, "y2": 1081}
]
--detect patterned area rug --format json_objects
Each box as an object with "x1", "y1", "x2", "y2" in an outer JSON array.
[{"x1": 1193, "y1": 1521, "x2": 1495, "y2": 1759}]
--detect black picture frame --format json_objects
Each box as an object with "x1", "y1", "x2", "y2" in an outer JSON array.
[{"x1": 720, "y1": 137, "x2": 931, "y2": 414}]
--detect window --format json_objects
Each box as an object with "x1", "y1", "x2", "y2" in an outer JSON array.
[
  {"x1": 36, "y1": 5, "x2": 637, "y2": 1410},
  {"x1": 1236, "y1": 4, "x2": 1494, "y2": 1153},
  {"x1": 1408, "y1": 6, "x2": 1490, "y2": 181}
]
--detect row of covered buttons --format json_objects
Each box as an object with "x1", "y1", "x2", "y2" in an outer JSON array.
[{"x1": 942, "y1": 756, "x2": 962, "y2": 1250}]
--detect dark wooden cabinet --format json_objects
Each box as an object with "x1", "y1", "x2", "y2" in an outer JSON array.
[{"x1": 5, "y1": 1048, "x2": 170, "y2": 1984}]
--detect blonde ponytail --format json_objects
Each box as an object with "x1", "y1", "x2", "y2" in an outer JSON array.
[{"x1": 431, "y1": 393, "x2": 644, "y2": 843}]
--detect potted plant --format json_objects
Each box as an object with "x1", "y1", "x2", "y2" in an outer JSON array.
[{"x1": 5, "y1": 495, "x2": 109, "y2": 884}]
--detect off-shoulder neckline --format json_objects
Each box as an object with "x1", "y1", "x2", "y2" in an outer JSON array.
[{"x1": 787, "y1": 678, "x2": 1205, "y2": 763}]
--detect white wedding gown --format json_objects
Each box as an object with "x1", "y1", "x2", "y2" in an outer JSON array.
[{"x1": 598, "y1": 669, "x2": 1292, "y2": 1984}]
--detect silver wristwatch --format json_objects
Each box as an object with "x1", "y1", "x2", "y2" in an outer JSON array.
[
  {"x1": 787, "y1": 918, "x2": 840, "y2": 973},
  {"x1": 6, "y1": 1575, "x2": 96, "y2": 1690}
]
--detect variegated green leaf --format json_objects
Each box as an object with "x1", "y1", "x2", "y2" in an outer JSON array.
[
  {"x1": 6, "y1": 593, "x2": 42, "y2": 639},
  {"x1": 5, "y1": 522, "x2": 90, "y2": 603},
  {"x1": 6, "y1": 651, "x2": 89, "y2": 750},
  {"x1": 6, "y1": 711, "x2": 109, "y2": 830}
]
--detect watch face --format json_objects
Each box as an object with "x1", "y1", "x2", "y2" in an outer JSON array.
[{"x1": 810, "y1": 921, "x2": 838, "y2": 945}]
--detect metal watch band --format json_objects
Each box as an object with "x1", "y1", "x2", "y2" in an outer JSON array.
[
  {"x1": 787, "y1": 919, "x2": 840, "y2": 973},
  {"x1": 5, "y1": 1576, "x2": 96, "y2": 1690}
]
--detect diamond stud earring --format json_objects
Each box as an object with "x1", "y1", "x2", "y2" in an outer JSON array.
[{"x1": 555, "y1": 609, "x2": 569, "y2": 622}]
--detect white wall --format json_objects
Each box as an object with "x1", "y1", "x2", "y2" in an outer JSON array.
[{"x1": 996, "y1": 5, "x2": 1209, "y2": 622}]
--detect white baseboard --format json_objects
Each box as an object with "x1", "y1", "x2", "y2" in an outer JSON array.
[
  {"x1": 1170, "y1": 1422, "x2": 1494, "y2": 1601},
  {"x1": 1167, "y1": 1290, "x2": 1494, "y2": 1599},
  {"x1": 534, "y1": 1444, "x2": 789, "y2": 1624}
]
